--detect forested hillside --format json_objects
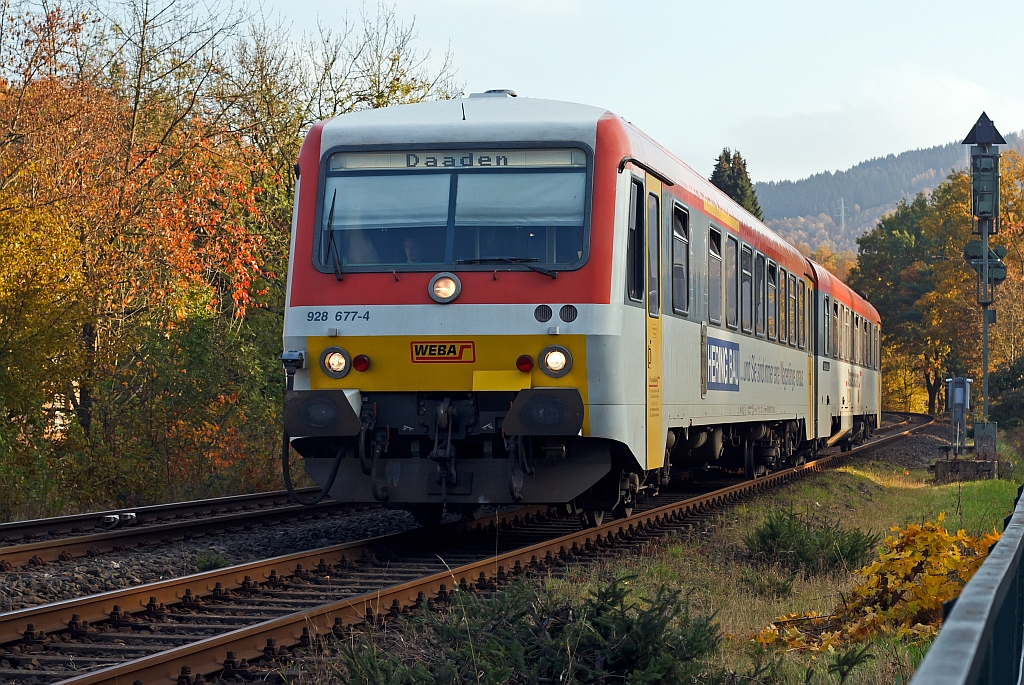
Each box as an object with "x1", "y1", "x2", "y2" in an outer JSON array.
[{"x1": 757, "y1": 133, "x2": 1023, "y2": 251}]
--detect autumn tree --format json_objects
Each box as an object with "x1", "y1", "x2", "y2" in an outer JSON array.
[
  {"x1": 850, "y1": 150, "x2": 1024, "y2": 417},
  {"x1": 710, "y1": 148, "x2": 763, "y2": 220},
  {"x1": 0, "y1": 0, "x2": 458, "y2": 519}
]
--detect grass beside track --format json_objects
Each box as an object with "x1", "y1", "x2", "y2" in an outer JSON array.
[
  {"x1": 547, "y1": 453, "x2": 1021, "y2": 684},
  {"x1": 293, "y1": 432, "x2": 1022, "y2": 684}
]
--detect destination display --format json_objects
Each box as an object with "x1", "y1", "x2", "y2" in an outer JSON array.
[{"x1": 328, "y1": 148, "x2": 587, "y2": 171}]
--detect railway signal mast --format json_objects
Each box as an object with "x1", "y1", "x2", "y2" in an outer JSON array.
[{"x1": 962, "y1": 112, "x2": 1006, "y2": 458}]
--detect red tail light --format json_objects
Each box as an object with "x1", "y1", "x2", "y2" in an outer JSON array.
[
  {"x1": 353, "y1": 354, "x2": 371, "y2": 372},
  {"x1": 516, "y1": 355, "x2": 534, "y2": 372}
]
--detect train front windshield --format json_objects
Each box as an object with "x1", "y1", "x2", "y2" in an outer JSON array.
[{"x1": 318, "y1": 148, "x2": 588, "y2": 271}]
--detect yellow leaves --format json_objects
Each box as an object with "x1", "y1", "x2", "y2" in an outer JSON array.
[{"x1": 750, "y1": 515, "x2": 998, "y2": 651}]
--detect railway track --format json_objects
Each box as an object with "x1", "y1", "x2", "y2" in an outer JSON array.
[
  {"x1": 0, "y1": 414, "x2": 932, "y2": 685},
  {"x1": 0, "y1": 489, "x2": 364, "y2": 570}
]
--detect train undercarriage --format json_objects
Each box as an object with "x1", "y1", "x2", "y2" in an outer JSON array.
[{"x1": 285, "y1": 387, "x2": 877, "y2": 527}]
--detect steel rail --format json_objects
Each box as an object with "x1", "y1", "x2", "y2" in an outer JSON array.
[
  {"x1": 0, "y1": 498, "x2": 353, "y2": 570},
  {"x1": 0, "y1": 505, "x2": 550, "y2": 646},
  {"x1": 46, "y1": 416, "x2": 933, "y2": 685},
  {"x1": 0, "y1": 488, "x2": 329, "y2": 543}
]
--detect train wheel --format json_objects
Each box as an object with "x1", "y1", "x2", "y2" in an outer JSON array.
[
  {"x1": 612, "y1": 502, "x2": 633, "y2": 519},
  {"x1": 744, "y1": 439, "x2": 756, "y2": 480},
  {"x1": 580, "y1": 510, "x2": 605, "y2": 528}
]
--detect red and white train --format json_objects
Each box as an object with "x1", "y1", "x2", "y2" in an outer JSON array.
[{"x1": 280, "y1": 91, "x2": 881, "y2": 524}]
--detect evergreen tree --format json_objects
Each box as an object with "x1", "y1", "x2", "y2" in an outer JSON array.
[{"x1": 710, "y1": 148, "x2": 764, "y2": 220}]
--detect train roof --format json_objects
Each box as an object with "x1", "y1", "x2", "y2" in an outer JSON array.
[
  {"x1": 315, "y1": 95, "x2": 878, "y2": 323},
  {"x1": 319, "y1": 95, "x2": 607, "y2": 150}
]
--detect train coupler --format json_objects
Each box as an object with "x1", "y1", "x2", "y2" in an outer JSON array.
[{"x1": 427, "y1": 398, "x2": 458, "y2": 500}]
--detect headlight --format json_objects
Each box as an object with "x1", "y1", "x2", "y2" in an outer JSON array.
[
  {"x1": 539, "y1": 345, "x2": 572, "y2": 378},
  {"x1": 320, "y1": 346, "x2": 351, "y2": 379},
  {"x1": 429, "y1": 272, "x2": 461, "y2": 303}
]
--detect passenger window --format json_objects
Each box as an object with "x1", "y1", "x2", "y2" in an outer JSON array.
[
  {"x1": 845, "y1": 307, "x2": 852, "y2": 361},
  {"x1": 767, "y1": 263, "x2": 777, "y2": 339},
  {"x1": 741, "y1": 246, "x2": 753, "y2": 333},
  {"x1": 754, "y1": 253, "x2": 765, "y2": 336},
  {"x1": 788, "y1": 274, "x2": 797, "y2": 346},
  {"x1": 672, "y1": 206, "x2": 689, "y2": 315},
  {"x1": 832, "y1": 303, "x2": 840, "y2": 360},
  {"x1": 863, "y1": 321, "x2": 869, "y2": 366},
  {"x1": 851, "y1": 317, "x2": 860, "y2": 366},
  {"x1": 726, "y1": 236, "x2": 738, "y2": 329},
  {"x1": 626, "y1": 179, "x2": 645, "y2": 302},
  {"x1": 778, "y1": 269, "x2": 788, "y2": 344},
  {"x1": 798, "y1": 280, "x2": 806, "y2": 349},
  {"x1": 647, "y1": 193, "x2": 660, "y2": 317},
  {"x1": 708, "y1": 228, "x2": 722, "y2": 324},
  {"x1": 823, "y1": 296, "x2": 831, "y2": 356}
]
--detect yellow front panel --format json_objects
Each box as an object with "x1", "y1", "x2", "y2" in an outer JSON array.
[{"x1": 308, "y1": 334, "x2": 589, "y2": 433}]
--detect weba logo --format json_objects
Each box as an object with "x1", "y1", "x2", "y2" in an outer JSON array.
[{"x1": 410, "y1": 341, "x2": 476, "y2": 363}]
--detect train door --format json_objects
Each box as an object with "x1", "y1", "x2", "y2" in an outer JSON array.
[
  {"x1": 816, "y1": 292, "x2": 832, "y2": 438},
  {"x1": 645, "y1": 175, "x2": 664, "y2": 469}
]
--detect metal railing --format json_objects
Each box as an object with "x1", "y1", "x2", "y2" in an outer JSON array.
[{"x1": 910, "y1": 484, "x2": 1024, "y2": 685}]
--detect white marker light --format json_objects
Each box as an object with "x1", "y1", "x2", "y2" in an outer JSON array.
[
  {"x1": 325, "y1": 352, "x2": 347, "y2": 373},
  {"x1": 539, "y1": 345, "x2": 572, "y2": 378},
  {"x1": 544, "y1": 349, "x2": 567, "y2": 373},
  {"x1": 320, "y1": 346, "x2": 351, "y2": 378},
  {"x1": 428, "y1": 272, "x2": 462, "y2": 303},
  {"x1": 433, "y1": 277, "x2": 457, "y2": 300}
]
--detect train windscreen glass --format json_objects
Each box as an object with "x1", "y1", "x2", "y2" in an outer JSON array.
[{"x1": 320, "y1": 148, "x2": 587, "y2": 270}]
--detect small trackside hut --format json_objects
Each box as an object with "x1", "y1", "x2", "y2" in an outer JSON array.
[{"x1": 279, "y1": 91, "x2": 881, "y2": 525}]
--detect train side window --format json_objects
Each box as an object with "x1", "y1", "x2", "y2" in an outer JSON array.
[
  {"x1": 671, "y1": 206, "x2": 689, "y2": 315},
  {"x1": 832, "y1": 302, "x2": 840, "y2": 359},
  {"x1": 798, "y1": 280, "x2": 806, "y2": 349},
  {"x1": 853, "y1": 315, "x2": 858, "y2": 364},
  {"x1": 647, "y1": 193, "x2": 660, "y2": 317},
  {"x1": 823, "y1": 296, "x2": 831, "y2": 356},
  {"x1": 863, "y1": 320, "x2": 869, "y2": 367},
  {"x1": 854, "y1": 315, "x2": 861, "y2": 364},
  {"x1": 754, "y1": 253, "x2": 765, "y2": 337},
  {"x1": 767, "y1": 262, "x2": 777, "y2": 339},
  {"x1": 726, "y1": 235, "x2": 738, "y2": 329},
  {"x1": 831, "y1": 301, "x2": 839, "y2": 360},
  {"x1": 708, "y1": 228, "x2": 722, "y2": 324},
  {"x1": 788, "y1": 274, "x2": 797, "y2": 346},
  {"x1": 845, "y1": 307, "x2": 852, "y2": 361},
  {"x1": 868, "y1": 324, "x2": 873, "y2": 368},
  {"x1": 626, "y1": 178, "x2": 645, "y2": 302},
  {"x1": 876, "y1": 325, "x2": 881, "y2": 369},
  {"x1": 778, "y1": 269, "x2": 788, "y2": 344},
  {"x1": 740, "y1": 246, "x2": 753, "y2": 333}
]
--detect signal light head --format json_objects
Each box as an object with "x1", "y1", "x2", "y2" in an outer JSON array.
[
  {"x1": 353, "y1": 354, "x2": 370, "y2": 372},
  {"x1": 516, "y1": 355, "x2": 534, "y2": 372}
]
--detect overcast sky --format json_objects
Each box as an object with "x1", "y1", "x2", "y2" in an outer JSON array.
[{"x1": 259, "y1": 0, "x2": 1024, "y2": 182}]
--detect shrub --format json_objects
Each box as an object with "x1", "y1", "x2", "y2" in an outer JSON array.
[
  {"x1": 740, "y1": 566, "x2": 795, "y2": 598},
  {"x1": 331, "y1": 576, "x2": 723, "y2": 684},
  {"x1": 745, "y1": 509, "x2": 881, "y2": 573},
  {"x1": 195, "y1": 550, "x2": 229, "y2": 572},
  {"x1": 752, "y1": 513, "x2": 1000, "y2": 651}
]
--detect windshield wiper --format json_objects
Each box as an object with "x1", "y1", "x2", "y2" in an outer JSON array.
[
  {"x1": 323, "y1": 189, "x2": 343, "y2": 281},
  {"x1": 456, "y1": 257, "x2": 557, "y2": 279}
]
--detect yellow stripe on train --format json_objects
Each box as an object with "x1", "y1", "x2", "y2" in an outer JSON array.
[{"x1": 308, "y1": 335, "x2": 588, "y2": 396}]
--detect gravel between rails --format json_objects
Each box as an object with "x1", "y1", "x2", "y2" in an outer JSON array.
[
  {"x1": 0, "y1": 506, "x2": 424, "y2": 612},
  {"x1": 867, "y1": 419, "x2": 952, "y2": 469}
]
